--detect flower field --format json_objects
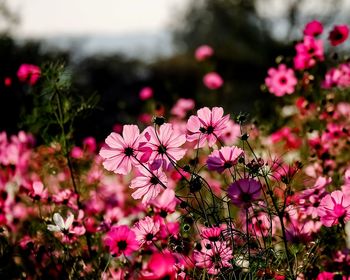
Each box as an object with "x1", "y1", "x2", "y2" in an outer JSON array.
[{"x1": 2, "y1": 20, "x2": 350, "y2": 279}]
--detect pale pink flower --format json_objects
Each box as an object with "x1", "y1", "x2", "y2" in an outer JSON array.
[
  {"x1": 329, "y1": 25, "x2": 349, "y2": 46},
  {"x1": 171, "y1": 98, "x2": 195, "y2": 118},
  {"x1": 133, "y1": 216, "x2": 160, "y2": 246},
  {"x1": 99, "y1": 125, "x2": 142, "y2": 175},
  {"x1": 228, "y1": 178, "x2": 261, "y2": 208},
  {"x1": 104, "y1": 225, "x2": 139, "y2": 257},
  {"x1": 29, "y1": 181, "x2": 48, "y2": 201},
  {"x1": 140, "y1": 123, "x2": 186, "y2": 170},
  {"x1": 187, "y1": 107, "x2": 230, "y2": 148},
  {"x1": 303, "y1": 20, "x2": 323, "y2": 37},
  {"x1": 17, "y1": 64, "x2": 41, "y2": 85},
  {"x1": 195, "y1": 45, "x2": 214, "y2": 61},
  {"x1": 203, "y1": 72, "x2": 223, "y2": 90},
  {"x1": 265, "y1": 64, "x2": 297, "y2": 97},
  {"x1": 317, "y1": 190, "x2": 350, "y2": 227},
  {"x1": 219, "y1": 119, "x2": 241, "y2": 145},
  {"x1": 194, "y1": 241, "x2": 233, "y2": 275},
  {"x1": 139, "y1": 87, "x2": 153, "y2": 100},
  {"x1": 151, "y1": 188, "x2": 178, "y2": 216},
  {"x1": 207, "y1": 146, "x2": 243, "y2": 173},
  {"x1": 130, "y1": 167, "x2": 167, "y2": 204}
]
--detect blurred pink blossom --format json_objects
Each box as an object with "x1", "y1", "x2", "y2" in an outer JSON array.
[{"x1": 203, "y1": 72, "x2": 223, "y2": 89}]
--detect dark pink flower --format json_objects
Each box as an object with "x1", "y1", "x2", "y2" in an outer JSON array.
[
  {"x1": 142, "y1": 252, "x2": 176, "y2": 280},
  {"x1": 265, "y1": 64, "x2": 297, "y2": 97},
  {"x1": 187, "y1": 107, "x2": 230, "y2": 148},
  {"x1": 17, "y1": 64, "x2": 41, "y2": 85},
  {"x1": 228, "y1": 178, "x2": 261, "y2": 208},
  {"x1": 104, "y1": 225, "x2": 139, "y2": 257},
  {"x1": 329, "y1": 25, "x2": 349, "y2": 46},
  {"x1": 139, "y1": 87, "x2": 153, "y2": 100},
  {"x1": 294, "y1": 36, "x2": 324, "y2": 70},
  {"x1": 200, "y1": 226, "x2": 222, "y2": 242},
  {"x1": 195, "y1": 45, "x2": 214, "y2": 61},
  {"x1": 99, "y1": 125, "x2": 142, "y2": 175},
  {"x1": 130, "y1": 167, "x2": 167, "y2": 204},
  {"x1": 140, "y1": 123, "x2": 186, "y2": 170},
  {"x1": 303, "y1": 20, "x2": 323, "y2": 37},
  {"x1": 207, "y1": 146, "x2": 244, "y2": 173},
  {"x1": 4, "y1": 77, "x2": 11, "y2": 87},
  {"x1": 317, "y1": 190, "x2": 350, "y2": 227},
  {"x1": 203, "y1": 72, "x2": 223, "y2": 89}
]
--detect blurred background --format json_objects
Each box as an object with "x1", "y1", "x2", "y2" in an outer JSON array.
[{"x1": 0, "y1": 0, "x2": 349, "y2": 142}]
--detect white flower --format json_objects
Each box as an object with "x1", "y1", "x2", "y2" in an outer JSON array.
[{"x1": 47, "y1": 213, "x2": 74, "y2": 232}]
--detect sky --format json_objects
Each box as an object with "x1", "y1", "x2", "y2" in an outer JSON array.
[{"x1": 8, "y1": 0, "x2": 191, "y2": 37}]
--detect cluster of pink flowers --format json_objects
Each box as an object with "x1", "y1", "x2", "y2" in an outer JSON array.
[{"x1": 4, "y1": 20, "x2": 350, "y2": 279}]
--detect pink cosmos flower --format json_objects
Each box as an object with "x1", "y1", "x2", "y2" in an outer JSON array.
[
  {"x1": 4, "y1": 77, "x2": 11, "y2": 87},
  {"x1": 194, "y1": 241, "x2": 233, "y2": 275},
  {"x1": 187, "y1": 107, "x2": 230, "y2": 148},
  {"x1": 29, "y1": 181, "x2": 48, "y2": 201},
  {"x1": 265, "y1": 64, "x2": 297, "y2": 97},
  {"x1": 303, "y1": 20, "x2": 323, "y2": 37},
  {"x1": 99, "y1": 125, "x2": 142, "y2": 175},
  {"x1": 17, "y1": 64, "x2": 41, "y2": 85},
  {"x1": 171, "y1": 98, "x2": 195, "y2": 118},
  {"x1": 70, "y1": 146, "x2": 84, "y2": 159},
  {"x1": 151, "y1": 188, "x2": 178, "y2": 216},
  {"x1": 329, "y1": 25, "x2": 349, "y2": 46},
  {"x1": 133, "y1": 216, "x2": 160, "y2": 246},
  {"x1": 139, "y1": 87, "x2": 153, "y2": 100},
  {"x1": 104, "y1": 225, "x2": 139, "y2": 257},
  {"x1": 207, "y1": 146, "x2": 244, "y2": 173},
  {"x1": 322, "y1": 63, "x2": 350, "y2": 89},
  {"x1": 142, "y1": 252, "x2": 176, "y2": 280},
  {"x1": 203, "y1": 72, "x2": 223, "y2": 90},
  {"x1": 228, "y1": 178, "x2": 261, "y2": 208},
  {"x1": 140, "y1": 123, "x2": 186, "y2": 170},
  {"x1": 317, "y1": 190, "x2": 350, "y2": 227},
  {"x1": 294, "y1": 36, "x2": 324, "y2": 70},
  {"x1": 195, "y1": 45, "x2": 214, "y2": 61},
  {"x1": 200, "y1": 226, "x2": 222, "y2": 242},
  {"x1": 130, "y1": 167, "x2": 167, "y2": 204},
  {"x1": 83, "y1": 137, "x2": 97, "y2": 153}
]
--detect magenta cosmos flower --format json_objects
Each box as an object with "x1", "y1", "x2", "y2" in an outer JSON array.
[
  {"x1": 17, "y1": 64, "x2": 41, "y2": 85},
  {"x1": 104, "y1": 225, "x2": 139, "y2": 257},
  {"x1": 265, "y1": 64, "x2": 297, "y2": 97},
  {"x1": 317, "y1": 190, "x2": 350, "y2": 227},
  {"x1": 303, "y1": 20, "x2": 323, "y2": 37},
  {"x1": 142, "y1": 251, "x2": 176, "y2": 279},
  {"x1": 203, "y1": 72, "x2": 223, "y2": 90},
  {"x1": 99, "y1": 125, "x2": 142, "y2": 175},
  {"x1": 130, "y1": 167, "x2": 167, "y2": 204},
  {"x1": 139, "y1": 87, "x2": 153, "y2": 100},
  {"x1": 187, "y1": 107, "x2": 230, "y2": 148},
  {"x1": 140, "y1": 123, "x2": 186, "y2": 170},
  {"x1": 207, "y1": 146, "x2": 244, "y2": 173},
  {"x1": 228, "y1": 178, "x2": 261, "y2": 208},
  {"x1": 195, "y1": 45, "x2": 214, "y2": 61},
  {"x1": 328, "y1": 25, "x2": 349, "y2": 46},
  {"x1": 294, "y1": 36, "x2": 324, "y2": 70}
]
